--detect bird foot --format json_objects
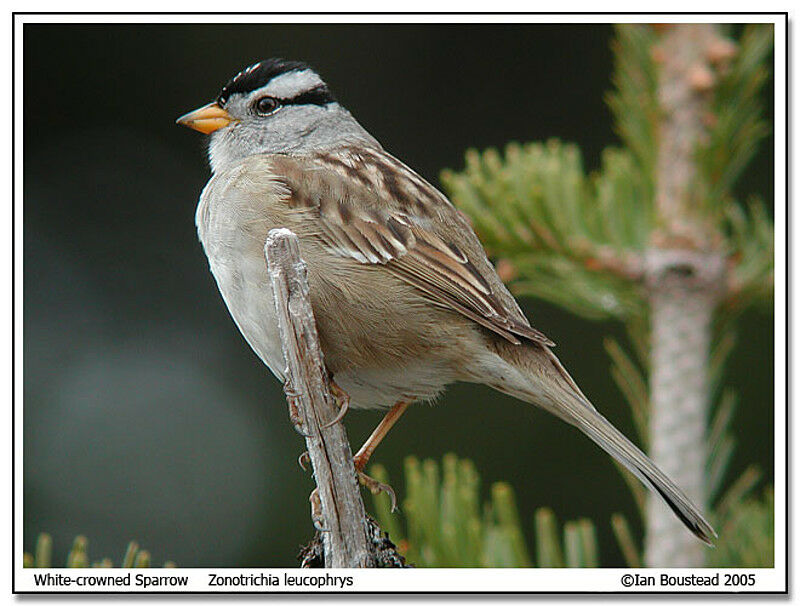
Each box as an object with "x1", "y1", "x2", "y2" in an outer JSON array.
[
  {"x1": 322, "y1": 380, "x2": 350, "y2": 429},
  {"x1": 298, "y1": 450, "x2": 311, "y2": 471},
  {"x1": 287, "y1": 398, "x2": 311, "y2": 438},
  {"x1": 309, "y1": 489, "x2": 328, "y2": 532},
  {"x1": 357, "y1": 470, "x2": 398, "y2": 512}
]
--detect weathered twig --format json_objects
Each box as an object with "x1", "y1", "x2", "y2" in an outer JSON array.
[{"x1": 265, "y1": 228, "x2": 374, "y2": 568}]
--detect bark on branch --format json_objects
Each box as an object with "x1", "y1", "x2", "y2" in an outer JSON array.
[
  {"x1": 265, "y1": 228, "x2": 375, "y2": 568},
  {"x1": 645, "y1": 24, "x2": 730, "y2": 567}
]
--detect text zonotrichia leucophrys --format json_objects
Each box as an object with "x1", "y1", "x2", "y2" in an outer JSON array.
[{"x1": 177, "y1": 59, "x2": 715, "y2": 544}]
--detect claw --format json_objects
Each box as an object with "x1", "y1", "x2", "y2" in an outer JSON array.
[
  {"x1": 298, "y1": 451, "x2": 310, "y2": 471},
  {"x1": 322, "y1": 395, "x2": 349, "y2": 429},
  {"x1": 288, "y1": 400, "x2": 312, "y2": 437},
  {"x1": 313, "y1": 518, "x2": 328, "y2": 532},
  {"x1": 358, "y1": 471, "x2": 398, "y2": 512},
  {"x1": 322, "y1": 380, "x2": 350, "y2": 429},
  {"x1": 309, "y1": 489, "x2": 328, "y2": 532},
  {"x1": 283, "y1": 379, "x2": 303, "y2": 399}
]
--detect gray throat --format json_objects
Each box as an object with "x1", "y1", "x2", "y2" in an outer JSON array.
[{"x1": 208, "y1": 104, "x2": 381, "y2": 174}]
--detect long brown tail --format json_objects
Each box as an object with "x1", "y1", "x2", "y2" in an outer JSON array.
[{"x1": 486, "y1": 342, "x2": 717, "y2": 545}]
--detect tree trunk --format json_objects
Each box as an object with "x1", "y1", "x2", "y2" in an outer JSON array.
[
  {"x1": 644, "y1": 24, "x2": 729, "y2": 567},
  {"x1": 645, "y1": 272, "x2": 714, "y2": 567}
]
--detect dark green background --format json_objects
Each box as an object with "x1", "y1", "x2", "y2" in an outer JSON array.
[{"x1": 23, "y1": 23, "x2": 774, "y2": 567}]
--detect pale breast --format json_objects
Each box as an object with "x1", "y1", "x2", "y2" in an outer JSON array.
[
  {"x1": 195, "y1": 156, "x2": 476, "y2": 409},
  {"x1": 196, "y1": 166, "x2": 287, "y2": 382}
]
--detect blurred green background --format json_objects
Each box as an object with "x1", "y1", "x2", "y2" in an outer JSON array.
[{"x1": 23, "y1": 22, "x2": 774, "y2": 567}]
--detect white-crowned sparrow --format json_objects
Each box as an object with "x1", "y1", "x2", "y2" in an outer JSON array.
[{"x1": 177, "y1": 59, "x2": 715, "y2": 544}]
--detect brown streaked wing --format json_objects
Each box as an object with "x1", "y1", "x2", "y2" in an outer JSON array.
[{"x1": 270, "y1": 153, "x2": 554, "y2": 347}]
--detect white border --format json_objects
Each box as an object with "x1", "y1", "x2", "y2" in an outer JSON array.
[
  {"x1": 772, "y1": 9, "x2": 788, "y2": 591},
  {"x1": 10, "y1": 12, "x2": 787, "y2": 594},
  {"x1": 14, "y1": 12, "x2": 786, "y2": 24},
  {"x1": 11, "y1": 566, "x2": 789, "y2": 593}
]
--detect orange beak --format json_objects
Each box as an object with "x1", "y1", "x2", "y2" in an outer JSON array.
[{"x1": 176, "y1": 102, "x2": 233, "y2": 134}]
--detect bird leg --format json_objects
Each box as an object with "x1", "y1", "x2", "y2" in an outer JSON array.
[
  {"x1": 353, "y1": 398, "x2": 413, "y2": 470},
  {"x1": 353, "y1": 399, "x2": 413, "y2": 512}
]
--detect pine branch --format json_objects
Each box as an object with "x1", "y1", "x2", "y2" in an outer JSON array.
[
  {"x1": 699, "y1": 25, "x2": 774, "y2": 215},
  {"x1": 606, "y1": 23, "x2": 659, "y2": 192},
  {"x1": 724, "y1": 197, "x2": 775, "y2": 312},
  {"x1": 442, "y1": 140, "x2": 649, "y2": 322}
]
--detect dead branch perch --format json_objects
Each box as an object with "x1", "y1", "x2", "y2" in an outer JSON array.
[{"x1": 265, "y1": 228, "x2": 374, "y2": 568}]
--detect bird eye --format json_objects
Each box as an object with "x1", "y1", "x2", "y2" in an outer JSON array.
[{"x1": 255, "y1": 96, "x2": 280, "y2": 115}]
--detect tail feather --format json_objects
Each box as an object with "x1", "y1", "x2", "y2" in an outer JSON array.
[
  {"x1": 485, "y1": 343, "x2": 717, "y2": 545},
  {"x1": 571, "y1": 405, "x2": 717, "y2": 545}
]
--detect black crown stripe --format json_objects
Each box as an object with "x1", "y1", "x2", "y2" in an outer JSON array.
[{"x1": 216, "y1": 58, "x2": 334, "y2": 108}]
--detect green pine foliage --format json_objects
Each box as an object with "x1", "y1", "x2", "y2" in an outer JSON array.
[
  {"x1": 23, "y1": 533, "x2": 175, "y2": 568},
  {"x1": 441, "y1": 140, "x2": 649, "y2": 321},
  {"x1": 441, "y1": 24, "x2": 773, "y2": 324},
  {"x1": 723, "y1": 198, "x2": 775, "y2": 315},
  {"x1": 709, "y1": 487, "x2": 774, "y2": 567},
  {"x1": 368, "y1": 454, "x2": 772, "y2": 568},
  {"x1": 369, "y1": 454, "x2": 601, "y2": 568},
  {"x1": 440, "y1": 24, "x2": 774, "y2": 567},
  {"x1": 699, "y1": 25, "x2": 774, "y2": 217},
  {"x1": 605, "y1": 24, "x2": 659, "y2": 191}
]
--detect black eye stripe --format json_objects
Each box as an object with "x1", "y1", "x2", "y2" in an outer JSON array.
[
  {"x1": 281, "y1": 85, "x2": 336, "y2": 107},
  {"x1": 220, "y1": 85, "x2": 335, "y2": 111}
]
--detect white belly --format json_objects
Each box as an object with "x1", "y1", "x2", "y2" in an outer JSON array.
[{"x1": 212, "y1": 251, "x2": 286, "y2": 381}]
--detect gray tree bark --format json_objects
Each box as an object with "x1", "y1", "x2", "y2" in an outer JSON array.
[
  {"x1": 644, "y1": 24, "x2": 728, "y2": 567},
  {"x1": 645, "y1": 253, "x2": 722, "y2": 567},
  {"x1": 266, "y1": 228, "x2": 374, "y2": 568}
]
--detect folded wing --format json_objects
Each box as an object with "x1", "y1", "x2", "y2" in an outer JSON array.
[{"x1": 270, "y1": 152, "x2": 554, "y2": 347}]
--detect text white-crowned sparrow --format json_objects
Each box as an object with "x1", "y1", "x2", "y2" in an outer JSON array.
[{"x1": 177, "y1": 59, "x2": 715, "y2": 544}]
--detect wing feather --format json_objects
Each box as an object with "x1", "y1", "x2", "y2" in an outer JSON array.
[{"x1": 270, "y1": 152, "x2": 554, "y2": 347}]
